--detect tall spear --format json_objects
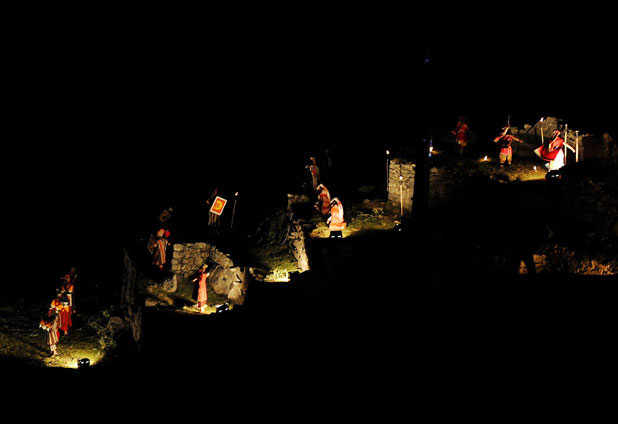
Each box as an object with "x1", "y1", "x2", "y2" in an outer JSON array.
[
  {"x1": 230, "y1": 192, "x2": 238, "y2": 229},
  {"x1": 386, "y1": 150, "x2": 390, "y2": 195},
  {"x1": 575, "y1": 130, "x2": 579, "y2": 162},
  {"x1": 564, "y1": 124, "x2": 569, "y2": 163}
]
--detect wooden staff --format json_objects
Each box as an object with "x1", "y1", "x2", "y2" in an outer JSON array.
[
  {"x1": 399, "y1": 175, "x2": 404, "y2": 216},
  {"x1": 575, "y1": 130, "x2": 579, "y2": 162},
  {"x1": 230, "y1": 192, "x2": 238, "y2": 229},
  {"x1": 564, "y1": 124, "x2": 569, "y2": 162},
  {"x1": 386, "y1": 150, "x2": 390, "y2": 194}
]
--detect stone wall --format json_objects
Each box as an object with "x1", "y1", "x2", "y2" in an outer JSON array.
[
  {"x1": 287, "y1": 217, "x2": 310, "y2": 272},
  {"x1": 388, "y1": 158, "x2": 415, "y2": 215},
  {"x1": 171, "y1": 242, "x2": 248, "y2": 305},
  {"x1": 387, "y1": 158, "x2": 463, "y2": 215},
  {"x1": 519, "y1": 244, "x2": 617, "y2": 276},
  {"x1": 120, "y1": 249, "x2": 143, "y2": 346}
]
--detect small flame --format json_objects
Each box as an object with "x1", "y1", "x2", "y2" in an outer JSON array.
[{"x1": 483, "y1": 156, "x2": 488, "y2": 161}]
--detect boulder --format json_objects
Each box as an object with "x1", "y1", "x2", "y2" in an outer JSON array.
[{"x1": 159, "y1": 273, "x2": 177, "y2": 293}]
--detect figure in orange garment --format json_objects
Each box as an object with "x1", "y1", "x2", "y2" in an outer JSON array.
[
  {"x1": 493, "y1": 125, "x2": 524, "y2": 167},
  {"x1": 153, "y1": 228, "x2": 171, "y2": 270},
  {"x1": 327, "y1": 197, "x2": 346, "y2": 238},
  {"x1": 50, "y1": 291, "x2": 72, "y2": 335},
  {"x1": 40, "y1": 314, "x2": 60, "y2": 356},
  {"x1": 191, "y1": 264, "x2": 209, "y2": 313},
  {"x1": 452, "y1": 116, "x2": 473, "y2": 155},
  {"x1": 314, "y1": 184, "x2": 331, "y2": 217}
]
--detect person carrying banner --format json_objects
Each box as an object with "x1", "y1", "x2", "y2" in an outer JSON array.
[{"x1": 206, "y1": 188, "x2": 221, "y2": 234}]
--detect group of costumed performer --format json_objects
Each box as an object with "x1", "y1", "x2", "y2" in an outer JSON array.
[
  {"x1": 313, "y1": 183, "x2": 346, "y2": 238},
  {"x1": 40, "y1": 268, "x2": 77, "y2": 357},
  {"x1": 488, "y1": 119, "x2": 575, "y2": 171}
]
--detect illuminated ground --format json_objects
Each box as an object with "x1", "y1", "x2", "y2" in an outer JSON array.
[{"x1": 0, "y1": 304, "x2": 108, "y2": 369}]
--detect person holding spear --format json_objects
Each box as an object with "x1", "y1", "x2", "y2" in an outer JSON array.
[{"x1": 494, "y1": 125, "x2": 524, "y2": 167}]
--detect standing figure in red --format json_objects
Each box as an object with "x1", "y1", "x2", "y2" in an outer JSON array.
[
  {"x1": 314, "y1": 184, "x2": 331, "y2": 217},
  {"x1": 307, "y1": 157, "x2": 321, "y2": 190},
  {"x1": 50, "y1": 291, "x2": 71, "y2": 335},
  {"x1": 192, "y1": 264, "x2": 209, "y2": 314},
  {"x1": 494, "y1": 125, "x2": 524, "y2": 167},
  {"x1": 452, "y1": 116, "x2": 472, "y2": 155},
  {"x1": 153, "y1": 228, "x2": 171, "y2": 270},
  {"x1": 61, "y1": 267, "x2": 76, "y2": 315}
]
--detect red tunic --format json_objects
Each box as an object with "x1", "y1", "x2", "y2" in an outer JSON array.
[
  {"x1": 50, "y1": 298, "x2": 71, "y2": 333},
  {"x1": 197, "y1": 272, "x2": 208, "y2": 307},
  {"x1": 317, "y1": 186, "x2": 331, "y2": 216},
  {"x1": 535, "y1": 136, "x2": 564, "y2": 161},
  {"x1": 453, "y1": 122, "x2": 470, "y2": 147}
]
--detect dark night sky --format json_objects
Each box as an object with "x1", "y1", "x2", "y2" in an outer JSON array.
[{"x1": 6, "y1": 9, "x2": 616, "y2": 292}]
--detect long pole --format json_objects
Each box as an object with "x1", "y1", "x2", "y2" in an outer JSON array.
[
  {"x1": 386, "y1": 150, "x2": 390, "y2": 195},
  {"x1": 230, "y1": 192, "x2": 238, "y2": 229},
  {"x1": 399, "y1": 175, "x2": 404, "y2": 216},
  {"x1": 564, "y1": 124, "x2": 569, "y2": 163},
  {"x1": 575, "y1": 130, "x2": 579, "y2": 162}
]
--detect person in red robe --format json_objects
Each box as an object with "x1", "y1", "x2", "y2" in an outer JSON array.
[
  {"x1": 314, "y1": 184, "x2": 331, "y2": 217},
  {"x1": 153, "y1": 228, "x2": 171, "y2": 269},
  {"x1": 50, "y1": 291, "x2": 71, "y2": 335},
  {"x1": 452, "y1": 116, "x2": 473, "y2": 155},
  {"x1": 192, "y1": 264, "x2": 209, "y2": 313},
  {"x1": 307, "y1": 157, "x2": 321, "y2": 190},
  {"x1": 61, "y1": 269, "x2": 75, "y2": 316}
]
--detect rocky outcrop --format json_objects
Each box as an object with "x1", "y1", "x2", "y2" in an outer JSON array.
[
  {"x1": 171, "y1": 242, "x2": 248, "y2": 305},
  {"x1": 519, "y1": 243, "x2": 617, "y2": 276}
]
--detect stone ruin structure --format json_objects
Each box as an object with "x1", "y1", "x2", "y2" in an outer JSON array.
[
  {"x1": 171, "y1": 242, "x2": 249, "y2": 305},
  {"x1": 389, "y1": 116, "x2": 616, "y2": 217}
]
